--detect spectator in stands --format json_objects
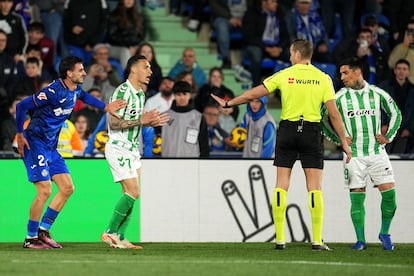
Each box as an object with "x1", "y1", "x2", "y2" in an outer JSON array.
[
  {"x1": 239, "y1": 96, "x2": 276, "y2": 158},
  {"x1": 0, "y1": 95, "x2": 24, "y2": 151},
  {"x1": 203, "y1": 103, "x2": 231, "y2": 153},
  {"x1": 74, "y1": 88, "x2": 106, "y2": 132},
  {"x1": 14, "y1": 0, "x2": 32, "y2": 28},
  {"x1": 63, "y1": 0, "x2": 108, "y2": 65},
  {"x1": 0, "y1": 0, "x2": 28, "y2": 63},
  {"x1": 161, "y1": 81, "x2": 209, "y2": 157},
  {"x1": 17, "y1": 44, "x2": 54, "y2": 81},
  {"x1": 27, "y1": 22, "x2": 55, "y2": 74},
  {"x1": 209, "y1": 0, "x2": 251, "y2": 69},
  {"x1": 319, "y1": 0, "x2": 356, "y2": 39},
  {"x1": 168, "y1": 47, "x2": 207, "y2": 90},
  {"x1": 195, "y1": 67, "x2": 238, "y2": 122},
  {"x1": 333, "y1": 28, "x2": 390, "y2": 86},
  {"x1": 242, "y1": 0, "x2": 290, "y2": 86},
  {"x1": 361, "y1": 14, "x2": 391, "y2": 60},
  {"x1": 174, "y1": 68, "x2": 198, "y2": 95},
  {"x1": 32, "y1": 0, "x2": 68, "y2": 58},
  {"x1": 82, "y1": 44, "x2": 121, "y2": 103},
  {"x1": 137, "y1": 42, "x2": 162, "y2": 97},
  {"x1": 285, "y1": 0, "x2": 331, "y2": 63},
  {"x1": 107, "y1": 0, "x2": 145, "y2": 68},
  {"x1": 144, "y1": 76, "x2": 175, "y2": 113},
  {"x1": 382, "y1": 0, "x2": 414, "y2": 45},
  {"x1": 0, "y1": 29, "x2": 18, "y2": 99},
  {"x1": 73, "y1": 113, "x2": 91, "y2": 150},
  {"x1": 186, "y1": 0, "x2": 209, "y2": 32},
  {"x1": 57, "y1": 119, "x2": 84, "y2": 157},
  {"x1": 15, "y1": 57, "x2": 52, "y2": 98},
  {"x1": 144, "y1": 76, "x2": 174, "y2": 136},
  {"x1": 388, "y1": 20, "x2": 414, "y2": 84},
  {"x1": 379, "y1": 59, "x2": 414, "y2": 154}
]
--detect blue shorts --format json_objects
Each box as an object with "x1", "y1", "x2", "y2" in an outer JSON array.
[{"x1": 22, "y1": 137, "x2": 69, "y2": 183}]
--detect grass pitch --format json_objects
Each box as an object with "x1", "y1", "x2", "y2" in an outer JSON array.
[{"x1": 1, "y1": 242, "x2": 413, "y2": 276}]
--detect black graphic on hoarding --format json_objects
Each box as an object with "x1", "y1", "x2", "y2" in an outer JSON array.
[{"x1": 222, "y1": 164, "x2": 310, "y2": 242}]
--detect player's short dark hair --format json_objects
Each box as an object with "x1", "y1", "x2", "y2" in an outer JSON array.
[
  {"x1": 339, "y1": 57, "x2": 364, "y2": 71},
  {"x1": 291, "y1": 39, "x2": 313, "y2": 59},
  {"x1": 28, "y1": 22, "x2": 45, "y2": 33},
  {"x1": 59, "y1": 56, "x2": 83, "y2": 79},
  {"x1": 123, "y1": 54, "x2": 147, "y2": 80}
]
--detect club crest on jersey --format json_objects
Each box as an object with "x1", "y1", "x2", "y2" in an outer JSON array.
[
  {"x1": 37, "y1": 92, "x2": 47, "y2": 101},
  {"x1": 41, "y1": 169, "x2": 48, "y2": 177}
]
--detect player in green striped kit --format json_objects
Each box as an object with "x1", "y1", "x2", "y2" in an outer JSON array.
[
  {"x1": 101, "y1": 55, "x2": 169, "y2": 249},
  {"x1": 321, "y1": 57, "x2": 402, "y2": 250}
]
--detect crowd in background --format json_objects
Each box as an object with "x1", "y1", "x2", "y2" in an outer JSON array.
[{"x1": 1, "y1": 0, "x2": 414, "y2": 158}]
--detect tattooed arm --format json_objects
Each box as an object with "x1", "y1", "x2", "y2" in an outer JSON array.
[{"x1": 108, "y1": 109, "x2": 170, "y2": 130}]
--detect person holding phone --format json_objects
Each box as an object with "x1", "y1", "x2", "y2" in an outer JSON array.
[{"x1": 389, "y1": 20, "x2": 414, "y2": 84}]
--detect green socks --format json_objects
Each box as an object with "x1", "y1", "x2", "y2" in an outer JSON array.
[
  {"x1": 380, "y1": 189, "x2": 396, "y2": 235},
  {"x1": 350, "y1": 192, "x2": 366, "y2": 242},
  {"x1": 106, "y1": 193, "x2": 136, "y2": 234},
  {"x1": 117, "y1": 205, "x2": 134, "y2": 240}
]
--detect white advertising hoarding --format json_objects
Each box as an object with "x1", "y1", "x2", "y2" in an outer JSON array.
[{"x1": 141, "y1": 159, "x2": 414, "y2": 243}]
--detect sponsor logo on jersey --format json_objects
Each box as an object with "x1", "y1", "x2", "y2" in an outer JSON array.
[
  {"x1": 37, "y1": 92, "x2": 47, "y2": 101},
  {"x1": 59, "y1": 98, "x2": 66, "y2": 103},
  {"x1": 292, "y1": 79, "x2": 321, "y2": 85},
  {"x1": 53, "y1": 107, "x2": 73, "y2": 116},
  {"x1": 48, "y1": 88, "x2": 56, "y2": 94},
  {"x1": 347, "y1": 109, "x2": 376, "y2": 117}
]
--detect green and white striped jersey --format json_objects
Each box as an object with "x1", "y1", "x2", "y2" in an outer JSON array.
[
  {"x1": 321, "y1": 82, "x2": 402, "y2": 157},
  {"x1": 107, "y1": 80, "x2": 145, "y2": 149}
]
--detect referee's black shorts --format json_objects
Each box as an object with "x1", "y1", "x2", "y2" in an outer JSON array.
[{"x1": 274, "y1": 120, "x2": 324, "y2": 169}]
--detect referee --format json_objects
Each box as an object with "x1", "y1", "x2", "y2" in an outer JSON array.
[{"x1": 211, "y1": 39, "x2": 352, "y2": 250}]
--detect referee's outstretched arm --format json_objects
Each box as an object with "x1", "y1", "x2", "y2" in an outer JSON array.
[{"x1": 211, "y1": 85, "x2": 269, "y2": 108}]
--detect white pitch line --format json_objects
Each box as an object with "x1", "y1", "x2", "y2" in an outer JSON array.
[{"x1": 9, "y1": 259, "x2": 412, "y2": 269}]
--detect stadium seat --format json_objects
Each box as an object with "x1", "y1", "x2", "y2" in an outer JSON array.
[
  {"x1": 242, "y1": 56, "x2": 278, "y2": 70},
  {"x1": 328, "y1": 13, "x2": 343, "y2": 53},
  {"x1": 314, "y1": 62, "x2": 337, "y2": 80},
  {"x1": 273, "y1": 61, "x2": 291, "y2": 73},
  {"x1": 109, "y1": 58, "x2": 124, "y2": 80}
]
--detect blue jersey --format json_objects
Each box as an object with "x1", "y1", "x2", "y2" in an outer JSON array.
[{"x1": 26, "y1": 79, "x2": 87, "y2": 148}]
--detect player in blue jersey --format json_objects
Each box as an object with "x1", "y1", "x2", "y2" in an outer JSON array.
[{"x1": 16, "y1": 56, "x2": 127, "y2": 249}]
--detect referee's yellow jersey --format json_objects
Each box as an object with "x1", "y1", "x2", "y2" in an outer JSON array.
[{"x1": 263, "y1": 63, "x2": 335, "y2": 122}]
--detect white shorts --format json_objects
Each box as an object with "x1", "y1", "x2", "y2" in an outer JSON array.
[
  {"x1": 105, "y1": 143, "x2": 142, "y2": 182},
  {"x1": 343, "y1": 150, "x2": 394, "y2": 189}
]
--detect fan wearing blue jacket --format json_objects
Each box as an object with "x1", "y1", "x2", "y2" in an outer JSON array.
[{"x1": 240, "y1": 96, "x2": 276, "y2": 158}]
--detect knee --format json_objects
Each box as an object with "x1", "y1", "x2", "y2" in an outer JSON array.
[
  {"x1": 61, "y1": 183, "x2": 75, "y2": 198},
  {"x1": 37, "y1": 187, "x2": 52, "y2": 201},
  {"x1": 129, "y1": 190, "x2": 139, "y2": 199}
]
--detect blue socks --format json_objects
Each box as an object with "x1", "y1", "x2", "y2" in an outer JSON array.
[
  {"x1": 39, "y1": 207, "x2": 60, "y2": 230},
  {"x1": 27, "y1": 220, "x2": 39, "y2": 238}
]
